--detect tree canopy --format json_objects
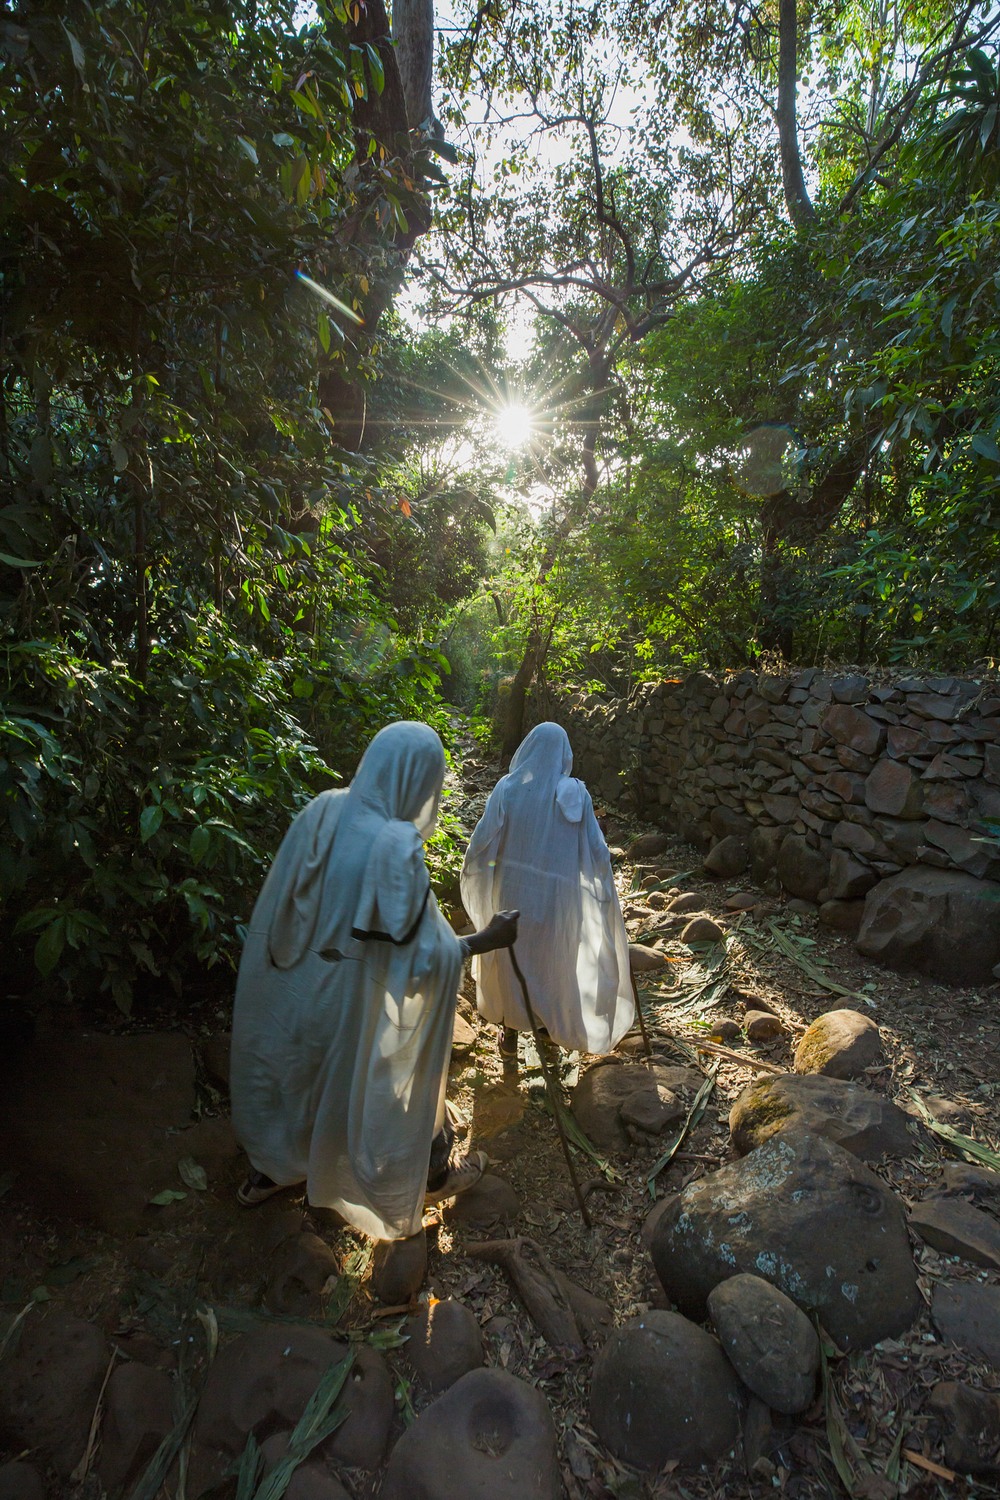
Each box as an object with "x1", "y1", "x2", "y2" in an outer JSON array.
[{"x1": 2, "y1": 0, "x2": 999, "y2": 1006}]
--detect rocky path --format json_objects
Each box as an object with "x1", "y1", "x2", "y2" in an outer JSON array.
[{"x1": 2, "y1": 739, "x2": 1000, "y2": 1499}]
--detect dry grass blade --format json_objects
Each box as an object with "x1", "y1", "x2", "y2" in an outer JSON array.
[
  {"x1": 820, "y1": 1335, "x2": 868, "y2": 1497},
  {"x1": 0, "y1": 1302, "x2": 33, "y2": 1363},
  {"x1": 235, "y1": 1432, "x2": 264, "y2": 1500},
  {"x1": 251, "y1": 1347, "x2": 355, "y2": 1500},
  {"x1": 907, "y1": 1090, "x2": 1000, "y2": 1169},
  {"x1": 195, "y1": 1304, "x2": 219, "y2": 1363},
  {"x1": 901, "y1": 1449, "x2": 956, "y2": 1481},
  {"x1": 128, "y1": 1391, "x2": 200, "y2": 1500},
  {"x1": 884, "y1": 1427, "x2": 904, "y2": 1485},
  {"x1": 71, "y1": 1345, "x2": 120, "y2": 1483},
  {"x1": 694, "y1": 1038, "x2": 786, "y2": 1074},
  {"x1": 646, "y1": 1064, "x2": 719, "y2": 1195},
  {"x1": 766, "y1": 921, "x2": 875, "y2": 1007}
]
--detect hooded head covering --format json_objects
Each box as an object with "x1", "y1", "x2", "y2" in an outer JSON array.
[
  {"x1": 265, "y1": 720, "x2": 447, "y2": 968},
  {"x1": 509, "y1": 721, "x2": 572, "y2": 780},
  {"x1": 507, "y1": 721, "x2": 586, "y2": 822},
  {"x1": 347, "y1": 719, "x2": 445, "y2": 838}
]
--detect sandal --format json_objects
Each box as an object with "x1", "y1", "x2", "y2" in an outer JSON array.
[
  {"x1": 237, "y1": 1169, "x2": 291, "y2": 1207},
  {"x1": 425, "y1": 1149, "x2": 488, "y2": 1205},
  {"x1": 499, "y1": 1026, "x2": 519, "y2": 1060}
]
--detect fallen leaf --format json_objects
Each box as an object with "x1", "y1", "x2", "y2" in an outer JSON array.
[{"x1": 177, "y1": 1156, "x2": 208, "y2": 1191}]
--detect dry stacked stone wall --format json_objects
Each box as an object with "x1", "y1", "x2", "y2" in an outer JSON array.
[{"x1": 527, "y1": 670, "x2": 1000, "y2": 985}]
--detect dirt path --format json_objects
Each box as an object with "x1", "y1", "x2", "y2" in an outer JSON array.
[{"x1": 2, "y1": 735, "x2": 1000, "y2": 1498}]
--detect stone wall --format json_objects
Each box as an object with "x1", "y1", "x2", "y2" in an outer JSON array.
[{"x1": 526, "y1": 670, "x2": 1000, "y2": 984}]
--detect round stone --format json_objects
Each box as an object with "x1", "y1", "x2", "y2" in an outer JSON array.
[
  {"x1": 707, "y1": 1273, "x2": 819, "y2": 1414},
  {"x1": 589, "y1": 1310, "x2": 742, "y2": 1469}
]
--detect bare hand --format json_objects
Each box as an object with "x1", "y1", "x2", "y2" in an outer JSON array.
[
  {"x1": 485, "y1": 909, "x2": 519, "y2": 949},
  {"x1": 464, "y1": 909, "x2": 520, "y2": 956}
]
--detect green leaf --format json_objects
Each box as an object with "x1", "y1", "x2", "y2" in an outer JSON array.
[
  {"x1": 365, "y1": 44, "x2": 385, "y2": 95},
  {"x1": 940, "y1": 294, "x2": 957, "y2": 340},
  {"x1": 0, "y1": 552, "x2": 44, "y2": 568},
  {"x1": 35, "y1": 916, "x2": 66, "y2": 978},
  {"x1": 252, "y1": 1348, "x2": 354, "y2": 1500},
  {"x1": 177, "y1": 1156, "x2": 208, "y2": 1192},
  {"x1": 971, "y1": 432, "x2": 1000, "y2": 462},
  {"x1": 140, "y1": 804, "x2": 164, "y2": 842},
  {"x1": 60, "y1": 22, "x2": 86, "y2": 81},
  {"x1": 237, "y1": 136, "x2": 259, "y2": 164},
  {"x1": 148, "y1": 1189, "x2": 188, "y2": 1206},
  {"x1": 44, "y1": 1256, "x2": 96, "y2": 1286},
  {"x1": 190, "y1": 824, "x2": 212, "y2": 864},
  {"x1": 908, "y1": 1091, "x2": 1000, "y2": 1169}
]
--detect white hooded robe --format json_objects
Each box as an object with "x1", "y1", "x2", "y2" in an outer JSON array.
[
  {"x1": 230, "y1": 721, "x2": 462, "y2": 1241},
  {"x1": 460, "y1": 722, "x2": 634, "y2": 1054}
]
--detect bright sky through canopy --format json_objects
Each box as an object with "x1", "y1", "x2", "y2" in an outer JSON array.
[{"x1": 494, "y1": 402, "x2": 535, "y2": 450}]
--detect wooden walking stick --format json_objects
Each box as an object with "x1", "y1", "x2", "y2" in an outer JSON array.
[
  {"x1": 629, "y1": 967, "x2": 654, "y2": 1060},
  {"x1": 508, "y1": 945, "x2": 592, "y2": 1229}
]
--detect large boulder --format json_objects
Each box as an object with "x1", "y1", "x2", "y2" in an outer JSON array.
[
  {"x1": 931, "y1": 1282, "x2": 1000, "y2": 1366},
  {"x1": 443, "y1": 1174, "x2": 521, "y2": 1229},
  {"x1": 729, "y1": 1074, "x2": 913, "y2": 1161},
  {"x1": 258, "y1": 1439, "x2": 351, "y2": 1500},
  {"x1": 589, "y1": 1311, "x2": 742, "y2": 1470},
  {"x1": 187, "y1": 1325, "x2": 394, "y2": 1496},
  {"x1": 649, "y1": 1128, "x2": 921, "y2": 1350},
  {"x1": 0, "y1": 1463, "x2": 45, "y2": 1500},
  {"x1": 404, "y1": 1300, "x2": 485, "y2": 1394},
  {"x1": 265, "y1": 1231, "x2": 340, "y2": 1317},
  {"x1": 707, "y1": 1274, "x2": 819, "y2": 1414},
  {"x1": 628, "y1": 833, "x2": 671, "y2": 860},
  {"x1": 909, "y1": 1194, "x2": 1000, "y2": 1270},
  {"x1": 97, "y1": 1363, "x2": 176, "y2": 1495},
  {"x1": 776, "y1": 835, "x2": 829, "y2": 902},
  {"x1": 703, "y1": 837, "x2": 749, "y2": 878},
  {"x1": 571, "y1": 1061, "x2": 703, "y2": 1153},
  {"x1": 928, "y1": 1383, "x2": 1000, "y2": 1476},
  {"x1": 380, "y1": 1368, "x2": 562, "y2": 1500},
  {"x1": 372, "y1": 1230, "x2": 427, "y2": 1303},
  {"x1": 793, "y1": 1010, "x2": 885, "y2": 1079},
  {"x1": 857, "y1": 868, "x2": 1000, "y2": 985},
  {"x1": 0, "y1": 1312, "x2": 110, "y2": 1476}
]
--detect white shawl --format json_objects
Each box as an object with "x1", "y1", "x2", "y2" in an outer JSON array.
[
  {"x1": 230, "y1": 721, "x2": 462, "y2": 1240},
  {"x1": 460, "y1": 722, "x2": 634, "y2": 1054}
]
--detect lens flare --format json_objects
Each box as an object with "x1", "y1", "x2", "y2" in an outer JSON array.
[{"x1": 494, "y1": 402, "x2": 535, "y2": 450}]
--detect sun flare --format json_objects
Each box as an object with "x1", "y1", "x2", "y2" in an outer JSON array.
[{"x1": 493, "y1": 402, "x2": 535, "y2": 450}]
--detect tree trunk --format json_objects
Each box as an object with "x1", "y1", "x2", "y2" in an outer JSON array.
[
  {"x1": 501, "y1": 627, "x2": 543, "y2": 758},
  {"x1": 776, "y1": 0, "x2": 815, "y2": 229},
  {"x1": 392, "y1": 0, "x2": 435, "y2": 129},
  {"x1": 317, "y1": 0, "x2": 436, "y2": 449}
]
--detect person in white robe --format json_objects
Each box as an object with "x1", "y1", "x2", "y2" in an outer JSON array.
[
  {"x1": 230, "y1": 720, "x2": 517, "y2": 1241},
  {"x1": 460, "y1": 721, "x2": 634, "y2": 1058}
]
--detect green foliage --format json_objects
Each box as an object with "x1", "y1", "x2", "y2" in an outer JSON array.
[
  {"x1": 921, "y1": 47, "x2": 1000, "y2": 187},
  {"x1": 0, "y1": 0, "x2": 487, "y2": 1011}
]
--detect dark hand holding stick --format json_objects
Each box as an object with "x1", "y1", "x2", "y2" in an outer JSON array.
[{"x1": 463, "y1": 909, "x2": 519, "y2": 956}]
